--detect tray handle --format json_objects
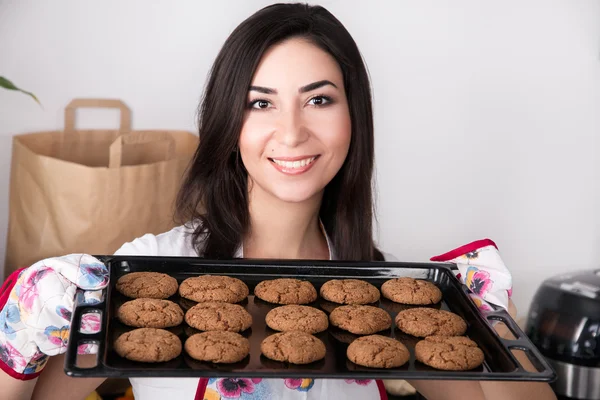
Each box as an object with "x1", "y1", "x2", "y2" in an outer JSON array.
[
  {"x1": 64, "y1": 289, "x2": 108, "y2": 376},
  {"x1": 485, "y1": 310, "x2": 556, "y2": 380}
]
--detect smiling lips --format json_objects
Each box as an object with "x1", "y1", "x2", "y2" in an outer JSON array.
[{"x1": 269, "y1": 156, "x2": 318, "y2": 175}]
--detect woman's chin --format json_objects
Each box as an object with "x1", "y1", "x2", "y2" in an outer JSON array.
[{"x1": 270, "y1": 187, "x2": 324, "y2": 204}]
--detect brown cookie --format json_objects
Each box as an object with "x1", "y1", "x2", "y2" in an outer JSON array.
[
  {"x1": 114, "y1": 328, "x2": 181, "y2": 363},
  {"x1": 184, "y1": 331, "x2": 250, "y2": 363},
  {"x1": 346, "y1": 335, "x2": 410, "y2": 368},
  {"x1": 179, "y1": 275, "x2": 249, "y2": 303},
  {"x1": 329, "y1": 305, "x2": 392, "y2": 335},
  {"x1": 254, "y1": 278, "x2": 317, "y2": 305},
  {"x1": 117, "y1": 298, "x2": 184, "y2": 328},
  {"x1": 415, "y1": 336, "x2": 484, "y2": 370},
  {"x1": 261, "y1": 331, "x2": 326, "y2": 364},
  {"x1": 319, "y1": 279, "x2": 380, "y2": 305},
  {"x1": 185, "y1": 302, "x2": 252, "y2": 332},
  {"x1": 116, "y1": 272, "x2": 178, "y2": 299},
  {"x1": 395, "y1": 308, "x2": 467, "y2": 337},
  {"x1": 265, "y1": 305, "x2": 328, "y2": 334},
  {"x1": 381, "y1": 277, "x2": 442, "y2": 305}
]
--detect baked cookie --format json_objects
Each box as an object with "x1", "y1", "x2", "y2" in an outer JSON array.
[
  {"x1": 319, "y1": 279, "x2": 380, "y2": 305},
  {"x1": 261, "y1": 331, "x2": 326, "y2": 364},
  {"x1": 116, "y1": 272, "x2": 178, "y2": 299},
  {"x1": 415, "y1": 336, "x2": 484, "y2": 371},
  {"x1": 185, "y1": 302, "x2": 252, "y2": 332},
  {"x1": 347, "y1": 335, "x2": 410, "y2": 368},
  {"x1": 117, "y1": 298, "x2": 184, "y2": 328},
  {"x1": 381, "y1": 277, "x2": 442, "y2": 305},
  {"x1": 265, "y1": 305, "x2": 328, "y2": 334},
  {"x1": 329, "y1": 305, "x2": 391, "y2": 335},
  {"x1": 179, "y1": 275, "x2": 249, "y2": 303},
  {"x1": 185, "y1": 331, "x2": 250, "y2": 363},
  {"x1": 114, "y1": 328, "x2": 181, "y2": 363},
  {"x1": 395, "y1": 308, "x2": 467, "y2": 337},
  {"x1": 254, "y1": 278, "x2": 317, "y2": 305}
]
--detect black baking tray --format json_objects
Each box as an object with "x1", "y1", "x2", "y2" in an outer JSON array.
[{"x1": 64, "y1": 256, "x2": 556, "y2": 382}]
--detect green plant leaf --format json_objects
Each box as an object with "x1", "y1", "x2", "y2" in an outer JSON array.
[{"x1": 0, "y1": 76, "x2": 41, "y2": 105}]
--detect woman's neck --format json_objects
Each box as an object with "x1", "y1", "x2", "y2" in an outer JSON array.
[{"x1": 243, "y1": 184, "x2": 329, "y2": 260}]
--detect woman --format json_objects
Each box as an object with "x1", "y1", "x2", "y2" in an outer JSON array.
[{"x1": 1, "y1": 3, "x2": 556, "y2": 399}]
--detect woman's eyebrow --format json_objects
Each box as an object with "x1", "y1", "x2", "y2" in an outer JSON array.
[
  {"x1": 248, "y1": 80, "x2": 338, "y2": 95},
  {"x1": 299, "y1": 80, "x2": 337, "y2": 93},
  {"x1": 249, "y1": 85, "x2": 276, "y2": 94}
]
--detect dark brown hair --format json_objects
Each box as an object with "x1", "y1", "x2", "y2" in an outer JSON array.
[{"x1": 176, "y1": 3, "x2": 383, "y2": 261}]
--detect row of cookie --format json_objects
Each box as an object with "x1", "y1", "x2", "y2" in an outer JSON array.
[
  {"x1": 116, "y1": 300, "x2": 321, "y2": 333},
  {"x1": 113, "y1": 327, "x2": 483, "y2": 371},
  {"x1": 115, "y1": 272, "x2": 442, "y2": 306},
  {"x1": 115, "y1": 299, "x2": 461, "y2": 338},
  {"x1": 114, "y1": 326, "x2": 328, "y2": 365},
  {"x1": 257, "y1": 276, "x2": 442, "y2": 306}
]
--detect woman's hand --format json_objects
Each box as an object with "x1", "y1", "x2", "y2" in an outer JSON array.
[
  {"x1": 0, "y1": 254, "x2": 109, "y2": 381},
  {"x1": 430, "y1": 238, "x2": 513, "y2": 313}
]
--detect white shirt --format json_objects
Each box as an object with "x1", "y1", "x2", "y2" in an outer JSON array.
[{"x1": 114, "y1": 224, "x2": 396, "y2": 400}]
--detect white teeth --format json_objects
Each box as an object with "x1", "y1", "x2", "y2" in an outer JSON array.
[{"x1": 272, "y1": 157, "x2": 316, "y2": 169}]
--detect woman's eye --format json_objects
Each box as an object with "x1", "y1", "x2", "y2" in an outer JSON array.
[
  {"x1": 308, "y1": 96, "x2": 331, "y2": 106},
  {"x1": 250, "y1": 100, "x2": 271, "y2": 110}
]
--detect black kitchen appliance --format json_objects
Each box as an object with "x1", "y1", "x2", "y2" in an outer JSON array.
[{"x1": 526, "y1": 269, "x2": 600, "y2": 399}]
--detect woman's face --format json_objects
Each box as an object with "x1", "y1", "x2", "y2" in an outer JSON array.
[{"x1": 239, "y1": 37, "x2": 351, "y2": 204}]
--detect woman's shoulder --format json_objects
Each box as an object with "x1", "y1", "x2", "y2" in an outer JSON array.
[{"x1": 114, "y1": 224, "x2": 200, "y2": 257}]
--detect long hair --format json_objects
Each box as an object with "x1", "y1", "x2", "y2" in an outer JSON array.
[{"x1": 176, "y1": 3, "x2": 383, "y2": 261}]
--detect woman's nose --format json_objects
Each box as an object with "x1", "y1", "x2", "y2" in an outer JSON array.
[{"x1": 274, "y1": 107, "x2": 309, "y2": 147}]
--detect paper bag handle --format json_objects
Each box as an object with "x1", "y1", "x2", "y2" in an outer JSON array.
[
  {"x1": 109, "y1": 131, "x2": 176, "y2": 168},
  {"x1": 64, "y1": 99, "x2": 132, "y2": 137}
]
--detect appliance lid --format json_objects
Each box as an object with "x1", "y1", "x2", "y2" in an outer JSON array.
[{"x1": 543, "y1": 269, "x2": 600, "y2": 300}]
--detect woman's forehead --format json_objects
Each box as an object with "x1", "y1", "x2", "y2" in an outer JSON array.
[{"x1": 250, "y1": 38, "x2": 344, "y2": 90}]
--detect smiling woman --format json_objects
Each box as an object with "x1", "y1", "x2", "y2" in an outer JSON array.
[{"x1": 175, "y1": 3, "x2": 381, "y2": 263}]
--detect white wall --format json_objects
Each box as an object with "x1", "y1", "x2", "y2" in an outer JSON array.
[{"x1": 1, "y1": 0, "x2": 599, "y2": 317}]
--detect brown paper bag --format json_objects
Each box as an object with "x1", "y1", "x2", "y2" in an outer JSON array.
[{"x1": 4, "y1": 98, "x2": 199, "y2": 277}]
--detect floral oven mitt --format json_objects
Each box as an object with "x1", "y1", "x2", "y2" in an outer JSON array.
[
  {"x1": 430, "y1": 238, "x2": 513, "y2": 312},
  {"x1": 0, "y1": 254, "x2": 109, "y2": 380}
]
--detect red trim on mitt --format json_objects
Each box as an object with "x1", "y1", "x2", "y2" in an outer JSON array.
[
  {"x1": 376, "y1": 379, "x2": 388, "y2": 399},
  {"x1": 0, "y1": 359, "x2": 42, "y2": 381},
  {"x1": 0, "y1": 267, "x2": 42, "y2": 381},
  {"x1": 195, "y1": 378, "x2": 209, "y2": 400},
  {"x1": 430, "y1": 238, "x2": 498, "y2": 262}
]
